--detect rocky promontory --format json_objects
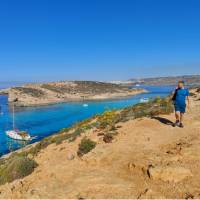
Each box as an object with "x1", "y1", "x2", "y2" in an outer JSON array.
[{"x1": 8, "y1": 81, "x2": 146, "y2": 106}]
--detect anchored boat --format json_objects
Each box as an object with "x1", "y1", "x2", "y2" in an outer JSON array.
[
  {"x1": 140, "y1": 98, "x2": 149, "y2": 103},
  {"x1": 5, "y1": 103, "x2": 31, "y2": 141},
  {"x1": 6, "y1": 130, "x2": 31, "y2": 141}
]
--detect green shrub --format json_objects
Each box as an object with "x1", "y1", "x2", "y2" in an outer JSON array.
[
  {"x1": 59, "y1": 127, "x2": 70, "y2": 133},
  {"x1": 0, "y1": 155, "x2": 38, "y2": 185},
  {"x1": 68, "y1": 128, "x2": 85, "y2": 142},
  {"x1": 97, "y1": 110, "x2": 119, "y2": 129},
  {"x1": 103, "y1": 133, "x2": 113, "y2": 143},
  {"x1": 119, "y1": 97, "x2": 173, "y2": 121},
  {"x1": 77, "y1": 138, "x2": 96, "y2": 157},
  {"x1": 55, "y1": 134, "x2": 71, "y2": 145},
  {"x1": 28, "y1": 137, "x2": 54, "y2": 156}
]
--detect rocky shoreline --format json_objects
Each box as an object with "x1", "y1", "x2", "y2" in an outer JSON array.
[
  {"x1": 0, "y1": 88, "x2": 9, "y2": 95},
  {"x1": 7, "y1": 81, "x2": 147, "y2": 106}
]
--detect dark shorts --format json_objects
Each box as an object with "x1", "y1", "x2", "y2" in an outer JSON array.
[{"x1": 174, "y1": 103, "x2": 186, "y2": 113}]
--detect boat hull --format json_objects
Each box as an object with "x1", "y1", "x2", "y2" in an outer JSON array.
[
  {"x1": 6, "y1": 130, "x2": 31, "y2": 141},
  {"x1": 140, "y1": 98, "x2": 149, "y2": 103}
]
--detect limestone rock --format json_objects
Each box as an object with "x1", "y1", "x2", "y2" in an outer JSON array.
[
  {"x1": 148, "y1": 166, "x2": 193, "y2": 183},
  {"x1": 67, "y1": 153, "x2": 75, "y2": 160}
]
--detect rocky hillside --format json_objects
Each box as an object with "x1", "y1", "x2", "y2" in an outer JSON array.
[
  {"x1": 0, "y1": 88, "x2": 199, "y2": 198},
  {"x1": 8, "y1": 81, "x2": 146, "y2": 106},
  {"x1": 129, "y1": 75, "x2": 200, "y2": 86}
]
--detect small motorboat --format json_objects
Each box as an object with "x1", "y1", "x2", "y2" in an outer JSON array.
[
  {"x1": 6, "y1": 130, "x2": 31, "y2": 141},
  {"x1": 140, "y1": 98, "x2": 149, "y2": 103},
  {"x1": 83, "y1": 104, "x2": 88, "y2": 107},
  {"x1": 135, "y1": 84, "x2": 140, "y2": 87}
]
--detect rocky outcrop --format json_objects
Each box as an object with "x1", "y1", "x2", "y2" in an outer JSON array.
[
  {"x1": 0, "y1": 88, "x2": 9, "y2": 95},
  {"x1": 8, "y1": 81, "x2": 146, "y2": 106},
  {"x1": 148, "y1": 166, "x2": 193, "y2": 183}
]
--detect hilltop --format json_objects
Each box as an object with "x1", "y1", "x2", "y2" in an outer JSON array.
[
  {"x1": 129, "y1": 75, "x2": 200, "y2": 86},
  {"x1": 8, "y1": 81, "x2": 146, "y2": 106},
  {"x1": 0, "y1": 88, "x2": 199, "y2": 198}
]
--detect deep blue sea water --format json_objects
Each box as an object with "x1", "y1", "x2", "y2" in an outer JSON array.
[{"x1": 0, "y1": 85, "x2": 174, "y2": 156}]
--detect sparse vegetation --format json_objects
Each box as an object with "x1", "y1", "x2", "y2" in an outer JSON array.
[
  {"x1": 77, "y1": 138, "x2": 96, "y2": 157},
  {"x1": 40, "y1": 81, "x2": 133, "y2": 95},
  {"x1": 14, "y1": 87, "x2": 45, "y2": 97},
  {"x1": 41, "y1": 84, "x2": 71, "y2": 94},
  {"x1": 0, "y1": 154, "x2": 38, "y2": 185}
]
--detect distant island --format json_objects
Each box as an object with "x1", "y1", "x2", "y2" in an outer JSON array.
[
  {"x1": 129, "y1": 75, "x2": 200, "y2": 86},
  {"x1": 7, "y1": 81, "x2": 146, "y2": 106}
]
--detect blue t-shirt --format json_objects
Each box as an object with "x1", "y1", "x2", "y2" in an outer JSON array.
[{"x1": 175, "y1": 88, "x2": 189, "y2": 105}]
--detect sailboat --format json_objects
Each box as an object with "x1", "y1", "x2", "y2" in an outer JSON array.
[{"x1": 6, "y1": 104, "x2": 31, "y2": 141}]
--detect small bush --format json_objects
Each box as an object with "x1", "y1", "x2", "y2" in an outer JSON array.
[
  {"x1": 190, "y1": 92, "x2": 196, "y2": 96},
  {"x1": 154, "y1": 96, "x2": 162, "y2": 103},
  {"x1": 28, "y1": 138, "x2": 54, "y2": 156},
  {"x1": 77, "y1": 138, "x2": 96, "y2": 157},
  {"x1": 98, "y1": 110, "x2": 119, "y2": 130},
  {"x1": 55, "y1": 134, "x2": 71, "y2": 145},
  {"x1": 0, "y1": 155, "x2": 38, "y2": 185},
  {"x1": 103, "y1": 133, "x2": 113, "y2": 143},
  {"x1": 68, "y1": 128, "x2": 85, "y2": 142},
  {"x1": 59, "y1": 127, "x2": 70, "y2": 133}
]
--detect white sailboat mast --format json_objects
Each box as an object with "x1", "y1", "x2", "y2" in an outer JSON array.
[{"x1": 12, "y1": 103, "x2": 15, "y2": 129}]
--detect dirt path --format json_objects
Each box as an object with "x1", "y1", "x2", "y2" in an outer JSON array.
[{"x1": 0, "y1": 90, "x2": 199, "y2": 199}]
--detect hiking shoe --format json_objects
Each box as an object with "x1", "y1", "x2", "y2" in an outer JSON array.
[
  {"x1": 173, "y1": 120, "x2": 179, "y2": 127},
  {"x1": 179, "y1": 123, "x2": 184, "y2": 128}
]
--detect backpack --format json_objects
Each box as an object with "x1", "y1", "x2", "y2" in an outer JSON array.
[{"x1": 172, "y1": 88, "x2": 180, "y2": 101}]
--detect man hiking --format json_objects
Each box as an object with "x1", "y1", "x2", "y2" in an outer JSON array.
[{"x1": 172, "y1": 81, "x2": 190, "y2": 128}]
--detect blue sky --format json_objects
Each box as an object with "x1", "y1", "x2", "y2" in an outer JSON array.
[{"x1": 0, "y1": 0, "x2": 200, "y2": 82}]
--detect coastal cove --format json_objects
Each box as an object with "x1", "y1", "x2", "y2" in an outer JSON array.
[{"x1": 0, "y1": 85, "x2": 174, "y2": 156}]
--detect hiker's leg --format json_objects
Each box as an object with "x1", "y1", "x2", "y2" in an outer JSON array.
[
  {"x1": 179, "y1": 113, "x2": 185, "y2": 127},
  {"x1": 180, "y1": 113, "x2": 184, "y2": 123},
  {"x1": 173, "y1": 111, "x2": 180, "y2": 127},
  {"x1": 173, "y1": 104, "x2": 181, "y2": 127},
  {"x1": 179, "y1": 105, "x2": 186, "y2": 128},
  {"x1": 175, "y1": 111, "x2": 180, "y2": 122}
]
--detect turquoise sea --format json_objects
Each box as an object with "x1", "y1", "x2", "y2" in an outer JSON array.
[{"x1": 0, "y1": 85, "x2": 174, "y2": 156}]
